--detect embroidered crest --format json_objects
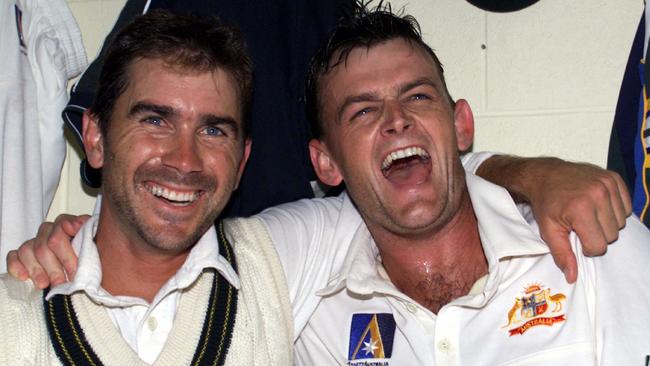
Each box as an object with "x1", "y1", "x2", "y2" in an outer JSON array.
[
  {"x1": 502, "y1": 282, "x2": 566, "y2": 336},
  {"x1": 348, "y1": 313, "x2": 395, "y2": 364}
]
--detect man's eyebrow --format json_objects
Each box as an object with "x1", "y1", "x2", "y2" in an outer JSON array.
[
  {"x1": 127, "y1": 102, "x2": 177, "y2": 119},
  {"x1": 398, "y1": 77, "x2": 440, "y2": 96},
  {"x1": 336, "y1": 92, "x2": 380, "y2": 123},
  {"x1": 335, "y1": 77, "x2": 442, "y2": 122},
  {"x1": 201, "y1": 114, "x2": 241, "y2": 138}
]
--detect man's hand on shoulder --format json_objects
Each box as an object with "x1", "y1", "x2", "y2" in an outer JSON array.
[
  {"x1": 6, "y1": 214, "x2": 88, "y2": 289},
  {"x1": 477, "y1": 155, "x2": 632, "y2": 283}
]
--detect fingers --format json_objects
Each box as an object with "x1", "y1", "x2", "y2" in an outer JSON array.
[
  {"x1": 584, "y1": 171, "x2": 630, "y2": 244},
  {"x1": 611, "y1": 171, "x2": 632, "y2": 219},
  {"x1": 6, "y1": 250, "x2": 28, "y2": 281},
  {"x1": 16, "y1": 239, "x2": 51, "y2": 289},
  {"x1": 5, "y1": 214, "x2": 85, "y2": 289},
  {"x1": 569, "y1": 208, "x2": 608, "y2": 257},
  {"x1": 50, "y1": 214, "x2": 87, "y2": 279},
  {"x1": 593, "y1": 170, "x2": 629, "y2": 231},
  {"x1": 520, "y1": 159, "x2": 632, "y2": 283},
  {"x1": 540, "y1": 222, "x2": 578, "y2": 283},
  {"x1": 562, "y1": 169, "x2": 630, "y2": 248}
]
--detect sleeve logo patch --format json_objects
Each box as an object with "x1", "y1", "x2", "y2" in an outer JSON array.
[
  {"x1": 501, "y1": 282, "x2": 566, "y2": 336},
  {"x1": 348, "y1": 313, "x2": 396, "y2": 362}
]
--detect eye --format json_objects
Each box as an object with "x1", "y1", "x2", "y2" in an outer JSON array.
[
  {"x1": 410, "y1": 93, "x2": 431, "y2": 101},
  {"x1": 143, "y1": 116, "x2": 163, "y2": 126},
  {"x1": 351, "y1": 107, "x2": 374, "y2": 121},
  {"x1": 202, "y1": 126, "x2": 224, "y2": 136}
]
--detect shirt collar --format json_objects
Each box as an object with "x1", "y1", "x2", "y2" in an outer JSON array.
[
  {"x1": 316, "y1": 193, "x2": 399, "y2": 297},
  {"x1": 46, "y1": 213, "x2": 240, "y2": 307},
  {"x1": 317, "y1": 173, "x2": 549, "y2": 297},
  {"x1": 464, "y1": 173, "x2": 549, "y2": 265}
]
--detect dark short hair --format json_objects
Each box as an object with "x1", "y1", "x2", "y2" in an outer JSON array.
[
  {"x1": 91, "y1": 9, "x2": 253, "y2": 138},
  {"x1": 305, "y1": 2, "x2": 454, "y2": 139}
]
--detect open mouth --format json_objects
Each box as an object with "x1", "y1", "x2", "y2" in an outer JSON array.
[
  {"x1": 145, "y1": 183, "x2": 201, "y2": 206},
  {"x1": 381, "y1": 146, "x2": 431, "y2": 185}
]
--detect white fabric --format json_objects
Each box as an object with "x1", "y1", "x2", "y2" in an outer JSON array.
[
  {"x1": 0, "y1": 216, "x2": 293, "y2": 365},
  {"x1": 46, "y1": 214, "x2": 240, "y2": 364},
  {"x1": 0, "y1": 0, "x2": 86, "y2": 273},
  {"x1": 260, "y1": 172, "x2": 650, "y2": 365}
]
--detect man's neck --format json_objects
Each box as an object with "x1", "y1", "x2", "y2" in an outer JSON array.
[
  {"x1": 93, "y1": 215, "x2": 190, "y2": 304},
  {"x1": 372, "y1": 191, "x2": 487, "y2": 314}
]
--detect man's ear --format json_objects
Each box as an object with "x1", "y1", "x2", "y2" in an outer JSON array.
[
  {"x1": 82, "y1": 111, "x2": 105, "y2": 169},
  {"x1": 309, "y1": 139, "x2": 343, "y2": 186},
  {"x1": 233, "y1": 138, "x2": 252, "y2": 190},
  {"x1": 453, "y1": 99, "x2": 475, "y2": 152}
]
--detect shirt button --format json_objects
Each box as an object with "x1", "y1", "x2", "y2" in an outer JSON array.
[
  {"x1": 437, "y1": 339, "x2": 450, "y2": 353},
  {"x1": 405, "y1": 303, "x2": 418, "y2": 313},
  {"x1": 147, "y1": 316, "x2": 158, "y2": 331}
]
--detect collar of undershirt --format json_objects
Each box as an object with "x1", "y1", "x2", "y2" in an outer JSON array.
[{"x1": 42, "y1": 221, "x2": 239, "y2": 366}]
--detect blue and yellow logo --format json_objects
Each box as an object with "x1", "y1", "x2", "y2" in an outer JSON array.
[{"x1": 348, "y1": 313, "x2": 396, "y2": 360}]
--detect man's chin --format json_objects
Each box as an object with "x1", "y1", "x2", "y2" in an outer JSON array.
[
  {"x1": 138, "y1": 224, "x2": 205, "y2": 254},
  {"x1": 387, "y1": 205, "x2": 447, "y2": 234}
]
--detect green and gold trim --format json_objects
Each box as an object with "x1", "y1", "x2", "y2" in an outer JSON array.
[{"x1": 43, "y1": 221, "x2": 239, "y2": 365}]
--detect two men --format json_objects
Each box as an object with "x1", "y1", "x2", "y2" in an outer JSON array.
[
  {"x1": 7, "y1": 4, "x2": 645, "y2": 365},
  {"x1": 0, "y1": 11, "x2": 292, "y2": 364}
]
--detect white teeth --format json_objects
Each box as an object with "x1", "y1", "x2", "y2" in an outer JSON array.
[
  {"x1": 381, "y1": 147, "x2": 430, "y2": 170},
  {"x1": 146, "y1": 185, "x2": 199, "y2": 205}
]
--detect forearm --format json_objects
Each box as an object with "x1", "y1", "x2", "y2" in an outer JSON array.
[{"x1": 475, "y1": 154, "x2": 563, "y2": 203}]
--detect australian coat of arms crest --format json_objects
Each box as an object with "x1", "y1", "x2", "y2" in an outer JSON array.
[{"x1": 502, "y1": 283, "x2": 566, "y2": 336}]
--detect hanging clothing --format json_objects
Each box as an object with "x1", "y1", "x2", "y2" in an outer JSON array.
[
  {"x1": 607, "y1": 6, "x2": 650, "y2": 228},
  {"x1": 63, "y1": 0, "x2": 353, "y2": 219},
  {"x1": 0, "y1": 0, "x2": 87, "y2": 272}
]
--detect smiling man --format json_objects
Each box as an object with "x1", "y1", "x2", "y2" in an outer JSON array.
[
  {"x1": 4, "y1": 4, "x2": 643, "y2": 366},
  {"x1": 258, "y1": 5, "x2": 650, "y2": 364},
  {"x1": 0, "y1": 10, "x2": 292, "y2": 365}
]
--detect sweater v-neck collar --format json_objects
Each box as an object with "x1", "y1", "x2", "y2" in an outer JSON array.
[{"x1": 43, "y1": 222, "x2": 239, "y2": 365}]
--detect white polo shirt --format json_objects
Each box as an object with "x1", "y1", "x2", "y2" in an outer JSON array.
[{"x1": 260, "y1": 173, "x2": 650, "y2": 365}]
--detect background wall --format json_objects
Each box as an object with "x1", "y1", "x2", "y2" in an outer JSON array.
[{"x1": 48, "y1": 0, "x2": 643, "y2": 219}]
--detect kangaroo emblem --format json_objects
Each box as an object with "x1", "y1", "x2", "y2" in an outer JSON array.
[
  {"x1": 502, "y1": 298, "x2": 522, "y2": 328},
  {"x1": 544, "y1": 288, "x2": 567, "y2": 312}
]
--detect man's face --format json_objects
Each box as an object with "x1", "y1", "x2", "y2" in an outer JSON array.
[
  {"x1": 84, "y1": 58, "x2": 250, "y2": 254},
  {"x1": 311, "y1": 38, "x2": 474, "y2": 239}
]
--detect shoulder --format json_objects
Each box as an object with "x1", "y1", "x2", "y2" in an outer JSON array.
[
  {"x1": 224, "y1": 216, "x2": 274, "y2": 251},
  {"x1": 576, "y1": 216, "x2": 650, "y2": 303},
  {"x1": 223, "y1": 218, "x2": 294, "y2": 364},
  {"x1": 577, "y1": 217, "x2": 650, "y2": 361},
  {"x1": 255, "y1": 195, "x2": 348, "y2": 229},
  {"x1": 223, "y1": 217, "x2": 285, "y2": 282},
  {"x1": 0, "y1": 274, "x2": 44, "y2": 323},
  {"x1": 253, "y1": 192, "x2": 361, "y2": 248},
  {"x1": 589, "y1": 216, "x2": 650, "y2": 270},
  {"x1": 0, "y1": 275, "x2": 48, "y2": 358},
  {"x1": 0, "y1": 274, "x2": 42, "y2": 303}
]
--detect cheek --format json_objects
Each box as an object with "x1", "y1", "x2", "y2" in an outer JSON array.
[
  {"x1": 108, "y1": 138, "x2": 162, "y2": 174},
  {"x1": 204, "y1": 146, "x2": 244, "y2": 184}
]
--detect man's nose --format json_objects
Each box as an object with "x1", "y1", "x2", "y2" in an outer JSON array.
[
  {"x1": 381, "y1": 99, "x2": 412, "y2": 136},
  {"x1": 161, "y1": 133, "x2": 202, "y2": 173}
]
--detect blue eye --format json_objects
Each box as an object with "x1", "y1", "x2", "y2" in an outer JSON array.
[
  {"x1": 144, "y1": 116, "x2": 163, "y2": 126},
  {"x1": 203, "y1": 126, "x2": 224, "y2": 136}
]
